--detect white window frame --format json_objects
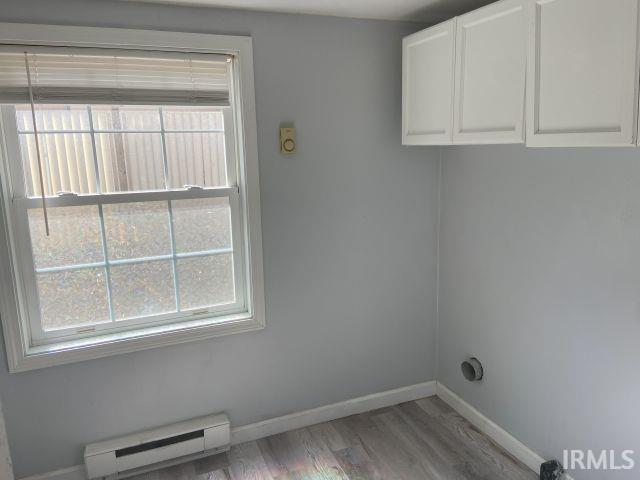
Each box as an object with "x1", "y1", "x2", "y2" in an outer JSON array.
[
  {"x1": 0, "y1": 23, "x2": 265, "y2": 373},
  {"x1": 4, "y1": 105, "x2": 247, "y2": 345}
]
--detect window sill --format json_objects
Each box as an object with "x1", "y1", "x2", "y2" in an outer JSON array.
[{"x1": 10, "y1": 313, "x2": 264, "y2": 373}]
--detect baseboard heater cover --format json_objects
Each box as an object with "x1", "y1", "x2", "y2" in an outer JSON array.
[{"x1": 84, "y1": 413, "x2": 230, "y2": 479}]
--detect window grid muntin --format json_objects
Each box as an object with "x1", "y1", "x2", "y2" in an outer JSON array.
[
  {"x1": 98, "y1": 204, "x2": 115, "y2": 321},
  {"x1": 87, "y1": 105, "x2": 117, "y2": 322},
  {"x1": 11, "y1": 104, "x2": 239, "y2": 340},
  {"x1": 159, "y1": 106, "x2": 181, "y2": 312},
  {"x1": 33, "y1": 245, "x2": 233, "y2": 273}
]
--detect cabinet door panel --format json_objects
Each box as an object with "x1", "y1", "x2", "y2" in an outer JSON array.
[
  {"x1": 453, "y1": 0, "x2": 527, "y2": 144},
  {"x1": 527, "y1": 0, "x2": 640, "y2": 146},
  {"x1": 402, "y1": 20, "x2": 456, "y2": 145}
]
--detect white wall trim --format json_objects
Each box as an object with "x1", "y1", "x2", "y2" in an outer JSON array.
[
  {"x1": 18, "y1": 381, "x2": 437, "y2": 480},
  {"x1": 436, "y1": 382, "x2": 574, "y2": 480},
  {"x1": 18, "y1": 466, "x2": 85, "y2": 480},
  {"x1": 18, "y1": 381, "x2": 577, "y2": 480},
  {"x1": 0, "y1": 396, "x2": 13, "y2": 480},
  {"x1": 230, "y1": 380, "x2": 437, "y2": 445}
]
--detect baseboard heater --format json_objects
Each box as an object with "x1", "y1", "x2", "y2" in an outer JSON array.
[{"x1": 84, "y1": 413, "x2": 230, "y2": 479}]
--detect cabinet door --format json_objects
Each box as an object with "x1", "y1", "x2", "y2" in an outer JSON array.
[
  {"x1": 527, "y1": 0, "x2": 640, "y2": 147},
  {"x1": 402, "y1": 19, "x2": 456, "y2": 145},
  {"x1": 453, "y1": 0, "x2": 527, "y2": 144}
]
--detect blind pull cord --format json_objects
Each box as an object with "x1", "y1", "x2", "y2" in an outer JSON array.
[{"x1": 24, "y1": 52, "x2": 50, "y2": 236}]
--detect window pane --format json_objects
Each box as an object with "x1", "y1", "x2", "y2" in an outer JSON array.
[
  {"x1": 37, "y1": 268, "x2": 110, "y2": 331},
  {"x1": 162, "y1": 107, "x2": 224, "y2": 131},
  {"x1": 10, "y1": 103, "x2": 243, "y2": 341},
  {"x1": 165, "y1": 132, "x2": 227, "y2": 188},
  {"x1": 15, "y1": 104, "x2": 90, "y2": 132},
  {"x1": 172, "y1": 198, "x2": 231, "y2": 252},
  {"x1": 91, "y1": 106, "x2": 161, "y2": 131},
  {"x1": 19, "y1": 133, "x2": 97, "y2": 196},
  {"x1": 178, "y1": 254, "x2": 234, "y2": 310},
  {"x1": 103, "y1": 202, "x2": 171, "y2": 260},
  {"x1": 28, "y1": 206, "x2": 104, "y2": 269},
  {"x1": 94, "y1": 133, "x2": 165, "y2": 192},
  {"x1": 110, "y1": 261, "x2": 175, "y2": 320}
]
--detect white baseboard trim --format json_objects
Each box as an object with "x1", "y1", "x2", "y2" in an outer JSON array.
[
  {"x1": 24, "y1": 381, "x2": 578, "y2": 480},
  {"x1": 231, "y1": 380, "x2": 437, "y2": 445},
  {"x1": 19, "y1": 380, "x2": 437, "y2": 480},
  {"x1": 19, "y1": 466, "x2": 86, "y2": 480},
  {"x1": 436, "y1": 382, "x2": 573, "y2": 480},
  {"x1": 0, "y1": 397, "x2": 14, "y2": 480}
]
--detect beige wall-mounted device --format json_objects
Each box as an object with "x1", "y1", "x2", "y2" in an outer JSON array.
[{"x1": 280, "y1": 127, "x2": 296, "y2": 154}]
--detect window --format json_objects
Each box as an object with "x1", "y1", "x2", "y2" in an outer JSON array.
[{"x1": 0, "y1": 25, "x2": 264, "y2": 372}]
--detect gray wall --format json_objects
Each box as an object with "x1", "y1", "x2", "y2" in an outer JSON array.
[
  {"x1": 439, "y1": 144, "x2": 640, "y2": 480},
  {"x1": 0, "y1": 2, "x2": 440, "y2": 476}
]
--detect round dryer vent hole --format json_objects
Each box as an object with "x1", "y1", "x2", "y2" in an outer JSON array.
[{"x1": 461, "y1": 357, "x2": 483, "y2": 382}]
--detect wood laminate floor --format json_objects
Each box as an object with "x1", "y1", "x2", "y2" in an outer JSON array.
[{"x1": 130, "y1": 396, "x2": 537, "y2": 480}]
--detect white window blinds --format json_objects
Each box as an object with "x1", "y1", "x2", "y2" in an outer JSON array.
[{"x1": 0, "y1": 47, "x2": 231, "y2": 105}]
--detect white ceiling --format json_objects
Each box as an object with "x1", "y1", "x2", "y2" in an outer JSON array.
[{"x1": 123, "y1": 0, "x2": 493, "y2": 22}]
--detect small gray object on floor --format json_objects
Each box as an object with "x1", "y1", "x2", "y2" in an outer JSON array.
[{"x1": 540, "y1": 460, "x2": 564, "y2": 480}]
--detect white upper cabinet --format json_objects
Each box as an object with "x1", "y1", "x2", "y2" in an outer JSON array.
[
  {"x1": 526, "y1": 0, "x2": 640, "y2": 147},
  {"x1": 403, "y1": 0, "x2": 640, "y2": 147},
  {"x1": 453, "y1": 0, "x2": 527, "y2": 144},
  {"x1": 402, "y1": 19, "x2": 456, "y2": 145}
]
